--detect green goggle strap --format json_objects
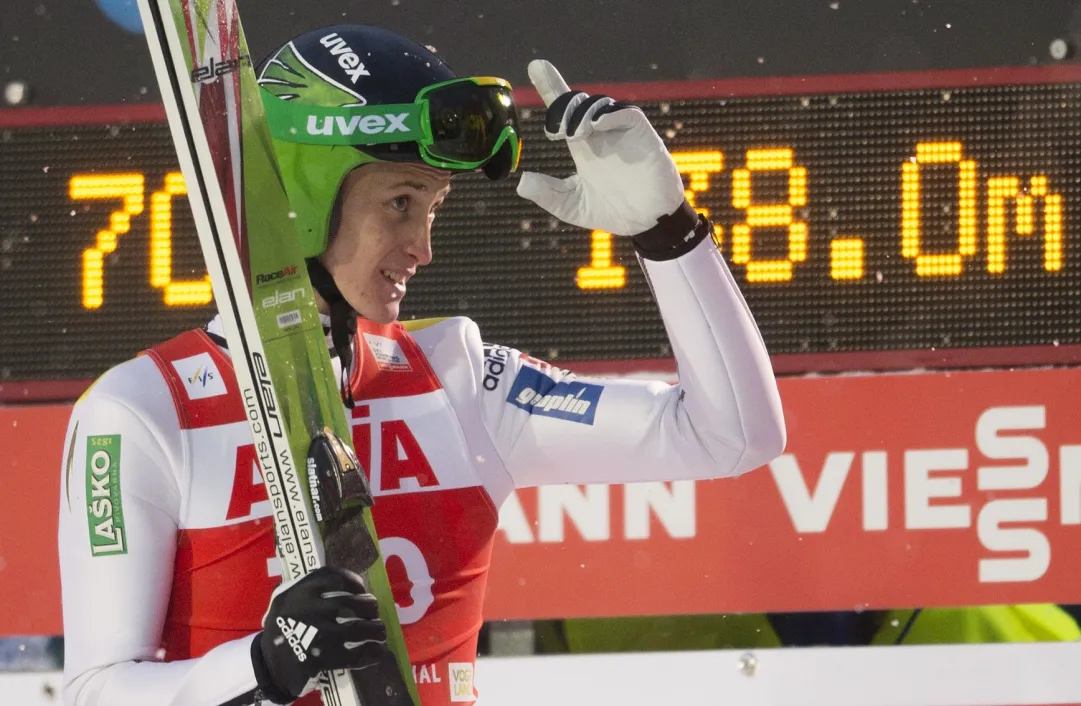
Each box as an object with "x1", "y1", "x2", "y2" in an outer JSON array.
[
  {"x1": 262, "y1": 95, "x2": 427, "y2": 147},
  {"x1": 262, "y1": 92, "x2": 520, "y2": 171}
]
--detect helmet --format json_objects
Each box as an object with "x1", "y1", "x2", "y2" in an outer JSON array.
[{"x1": 257, "y1": 24, "x2": 522, "y2": 258}]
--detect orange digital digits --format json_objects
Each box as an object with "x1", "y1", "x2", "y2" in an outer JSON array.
[
  {"x1": 149, "y1": 172, "x2": 213, "y2": 305},
  {"x1": 986, "y1": 175, "x2": 1063, "y2": 274},
  {"x1": 901, "y1": 142, "x2": 1063, "y2": 278},
  {"x1": 77, "y1": 151, "x2": 1066, "y2": 306},
  {"x1": 70, "y1": 173, "x2": 146, "y2": 309},
  {"x1": 901, "y1": 142, "x2": 978, "y2": 277},
  {"x1": 672, "y1": 150, "x2": 725, "y2": 248},
  {"x1": 731, "y1": 148, "x2": 807, "y2": 283},
  {"x1": 71, "y1": 171, "x2": 213, "y2": 309},
  {"x1": 576, "y1": 230, "x2": 626, "y2": 290}
]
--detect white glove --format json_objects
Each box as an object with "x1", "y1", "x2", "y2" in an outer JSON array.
[{"x1": 516, "y1": 60, "x2": 688, "y2": 237}]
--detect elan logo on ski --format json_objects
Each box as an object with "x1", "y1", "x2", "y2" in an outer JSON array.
[{"x1": 190, "y1": 55, "x2": 249, "y2": 83}]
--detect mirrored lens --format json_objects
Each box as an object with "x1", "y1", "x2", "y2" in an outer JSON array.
[{"x1": 425, "y1": 82, "x2": 519, "y2": 163}]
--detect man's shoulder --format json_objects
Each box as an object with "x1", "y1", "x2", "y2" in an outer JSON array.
[
  {"x1": 69, "y1": 354, "x2": 178, "y2": 454},
  {"x1": 76, "y1": 327, "x2": 212, "y2": 420},
  {"x1": 400, "y1": 316, "x2": 481, "y2": 351},
  {"x1": 400, "y1": 315, "x2": 473, "y2": 335},
  {"x1": 397, "y1": 316, "x2": 487, "y2": 382}
]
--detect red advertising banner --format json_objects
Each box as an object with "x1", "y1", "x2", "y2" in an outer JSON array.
[
  {"x1": 484, "y1": 367, "x2": 1081, "y2": 619},
  {"x1": 2, "y1": 367, "x2": 1081, "y2": 635},
  {"x1": 0, "y1": 405, "x2": 70, "y2": 635}
]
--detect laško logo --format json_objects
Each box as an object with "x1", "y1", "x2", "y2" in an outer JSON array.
[
  {"x1": 255, "y1": 265, "x2": 297, "y2": 285},
  {"x1": 85, "y1": 435, "x2": 126, "y2": 557}
]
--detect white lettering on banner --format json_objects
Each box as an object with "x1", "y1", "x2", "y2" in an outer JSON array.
[
  {"x1": 973, "y1": 406, "x2": 1051, "y2": 583},
  {"x1": 768, "y1": 405, "x2": 1081, "y2": 584},
  {"x1": 978, "y1": 499, "x2": 1050, "y2": 582},
  {"x1": 380, "y1": 536, "x2": 434, "y2": 625},
  {"x1": 497, "y1": 482, "x2": 696, "y2": 543},
  {"x1": 496, "y1": 492, "x2": 534, "y2": 543},
  {"x1": 862, "y1": 450, "x2": 889, "y2": 531},
  {"x1": 905, "y1": 449, "x2": 971, "y2": 529},
  {"x1": 770, "y1": 451, "x2": 855, "y2": 532},
  {"x1": 539, "y1": 485, "x2": 610, "y2": 542},
  {"x1": 493, "y1": 406, "x2": 1081, "y2": 584},
  {"x1": 976, "y1": 406, "x2": 1048, "y2": 490},
  {"x1": 1061, "y1": 444, "x2": 1081, "y2": 524},
  {"x1": 624, "y1": 482, "x2": 696, "y2": 539}
]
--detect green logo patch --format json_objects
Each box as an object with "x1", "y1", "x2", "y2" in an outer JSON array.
[{"x1": 85, "y1": 435, "x2": 127, "y2": 556}]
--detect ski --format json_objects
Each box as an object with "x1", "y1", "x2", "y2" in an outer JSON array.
[{"x1": 134, "y1": 1, "x2": 419, "y2": 704}]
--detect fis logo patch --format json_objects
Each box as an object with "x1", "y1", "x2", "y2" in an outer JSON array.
[
  {"x1": 172, "y1": 353, "x2": 227, "y2": 399},
  {"x1": 507, "y1": 367, "x2": 602, "y2": 425}
]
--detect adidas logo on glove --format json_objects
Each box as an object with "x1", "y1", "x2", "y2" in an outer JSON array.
[{"x1": 277, "y1": 616, "x2": 319, "y2": 662}]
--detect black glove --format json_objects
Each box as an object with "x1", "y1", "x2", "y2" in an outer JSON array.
[{"x1": 252, "y1": 566, "x2": 388, "y2": 704}]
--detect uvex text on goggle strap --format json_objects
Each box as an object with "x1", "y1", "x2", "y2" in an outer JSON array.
[{"x1": 262, "y1": 76, "x2": 522, "y2": 172}]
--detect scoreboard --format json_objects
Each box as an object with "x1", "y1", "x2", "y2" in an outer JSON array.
[{"x1": 2, "y1": 66, "x2": 1081, "y2": 383}]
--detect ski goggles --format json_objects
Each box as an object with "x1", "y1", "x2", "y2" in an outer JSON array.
[{"x1": 262, "y1": 76, "x2": 522, "y2": 173}]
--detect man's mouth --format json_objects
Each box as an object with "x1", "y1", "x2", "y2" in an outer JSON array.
[{"x1": 381, "y1": 269, "x2": 409, "y2": 292}]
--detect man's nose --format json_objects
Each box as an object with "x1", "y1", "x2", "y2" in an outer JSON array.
[{"x1": 406, "y1": 222, "x2": 434, "y2": 266}]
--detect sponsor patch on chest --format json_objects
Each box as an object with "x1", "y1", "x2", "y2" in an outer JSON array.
[{"x1": 363, "y1": 333, "x2": 412, "y2": 372}]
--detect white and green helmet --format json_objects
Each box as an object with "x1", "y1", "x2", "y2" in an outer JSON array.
[{"x1": 257, "y1": 24, "x2": 523, "y2": 258}]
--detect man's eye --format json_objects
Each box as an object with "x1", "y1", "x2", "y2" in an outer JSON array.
[{"x1": 391, "y1": 195, "x2": 410, "y2": 212}]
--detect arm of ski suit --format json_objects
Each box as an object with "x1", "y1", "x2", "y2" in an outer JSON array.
[
  {"x1": 474, "y1": 231, "x2": 786, "y2": 491},
  {"x1": 472, "y1": 61, "x2": 786, "y2": 490},
  {"x1": 58, "y1": 358, "x2": 261, "y2": 706}
]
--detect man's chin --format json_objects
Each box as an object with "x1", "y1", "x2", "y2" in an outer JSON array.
[{"x1": 357, "y1": 301, "x2": 401, "y2": 325}]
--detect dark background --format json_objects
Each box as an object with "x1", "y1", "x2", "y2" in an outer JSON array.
[{"x1": 4, "y1": 1, "x2": 1081, "y2": 105}]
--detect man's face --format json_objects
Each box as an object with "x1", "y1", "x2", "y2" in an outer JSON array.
[{"x1": 321, "y1": 162, "x2": 451, "y2": 324}]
